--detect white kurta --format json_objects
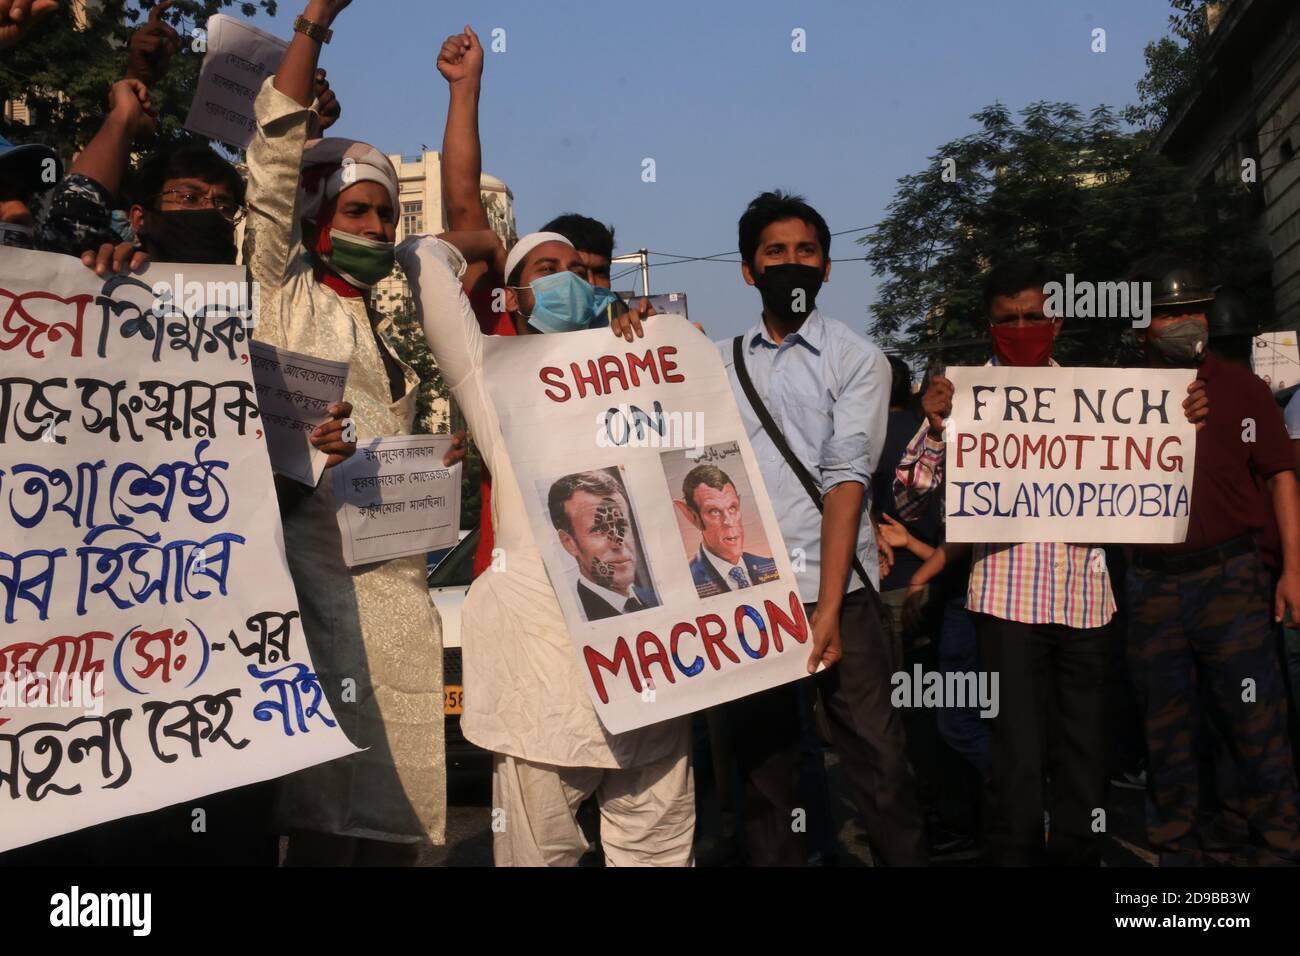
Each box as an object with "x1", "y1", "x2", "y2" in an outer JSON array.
[
  {"x1": 245, "y1": 79, "x2": 445, "y2": 844},
  {"x1": 398, "y1": 237, "x2": 689, "y2": 768}
]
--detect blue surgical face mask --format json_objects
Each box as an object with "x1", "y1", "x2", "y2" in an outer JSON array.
[
  {"x1": 589, "y1": 286, "x2": 620, "y2": 329},
  {"x1": 514, "y1": 270, "x2": 599, "y2": 333}
]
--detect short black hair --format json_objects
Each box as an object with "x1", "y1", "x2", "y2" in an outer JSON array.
[
  {"x1": 981, "y1": 258, "x2": 1055, "y2": 314},
  {"x1": 887, "y1": 355, "x2": 912, "y2": 408},
  {"x1": 128, "y1": 144, "x2": 245, "y2": 209},
  {"x1": 547, "y1": 470, "x2": 626, "y2": 535},
  {"x1": 682, "y1": 464, "x2": 738, "y2": 516},
  {"x1": 737, "y1": 190, "x2": 831, "y2": 269},
  {"x1": 541, "y1": 213, "x2": 615, "y2": 260}
]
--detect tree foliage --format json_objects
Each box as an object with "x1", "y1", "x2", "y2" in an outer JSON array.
[
  {"x1": 1, "y1": 0, "x2": 278, "y2": 158},
  {"x1": 860, "y1": 101, "x2": 1265, "y2": 366},
  {"x1": 1123, "y1": 0, "x2": 1230, "y2": 131}
]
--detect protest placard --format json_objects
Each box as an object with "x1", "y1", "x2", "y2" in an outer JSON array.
[
  {"x1": 942, "y1": 366, "x2": 1196, "y2": 544},
  {"x1": 1251, "y1": 332, "x2": 1300, "y2": 394},
  {"x1": 331, "y1": 435, "x2": 461, "y2": 567},
  {"x1": 183, "y1": 14, "x2": 289, "y2": 149},
  {"x1": 481, "y1": 315, "x2": 807, "y2": 734},
  {"x1": 0, "y1": 250, "x2": 356, "y2": 852},
  {"x1": 249, "y1": 341, "x2": 348, "y2": 487}
]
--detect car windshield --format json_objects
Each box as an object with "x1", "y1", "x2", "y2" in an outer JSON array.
[{"x1": 427, "y1": 526, "x2": 480, "y2": 588}]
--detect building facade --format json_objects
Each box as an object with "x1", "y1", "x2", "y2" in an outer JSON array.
[{"x1": 1153, "y1": 0, "x2": 1300, "y2": 330}]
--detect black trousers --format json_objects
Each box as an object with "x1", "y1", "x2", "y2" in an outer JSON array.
[
  {"x1": 723, "y1": 587, "x2": 927, "y2": 865},
  {"x1": 976, "y1": 615, "x2": 1110, "y2": 866}
]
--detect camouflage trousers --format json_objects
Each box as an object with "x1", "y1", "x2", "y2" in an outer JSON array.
[{"x1": 1126, "y1": 548, "x2": 1300, "y2": 864}]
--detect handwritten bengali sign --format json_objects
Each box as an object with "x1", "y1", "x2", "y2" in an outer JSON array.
[
  {"x1": 482, "y1": 315, "x2": 807, "y2": 734},
  {"x1": 0, "y1": 249, "x2": 355, "y2": 852},
  {"x1": 184, "y1": 14, "x2": 289, "y2": 149},
  {"x1": 331, "y1": 435, "x2": 461, "y2": 567},
  {"x1": 942, "y1": 366, "x2": 1196, "y2": 544},
  {"x1": 249, "y1": 341, "x2": 348, "y2": 487}
]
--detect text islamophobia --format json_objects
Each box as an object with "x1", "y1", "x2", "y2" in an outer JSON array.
[{"x1": 950, "y1": 480, "x2": 1191, "y2": 519}]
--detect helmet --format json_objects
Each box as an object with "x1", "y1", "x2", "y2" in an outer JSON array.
[
  {"x1": 1207, "y1": 287, "x2": 1257, "y2": 339},
  {"x1": 1150, "y1": 264, "x2": 1215, "y2": 309}
]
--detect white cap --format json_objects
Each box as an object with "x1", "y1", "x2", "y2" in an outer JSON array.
[{"x1": 505, "y1": 231, "x2": 574, "y2": 285}]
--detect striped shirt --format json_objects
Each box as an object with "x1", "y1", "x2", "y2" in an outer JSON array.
[{"x1": 894, "y1": 419, "x2": 1116, "y2": 630}]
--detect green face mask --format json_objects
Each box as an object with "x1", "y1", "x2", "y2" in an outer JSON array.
[{"x1": 322, "y1": 228, "x2": 395, "y2": 288}]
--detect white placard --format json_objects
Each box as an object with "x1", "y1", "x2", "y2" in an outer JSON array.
[
  {"x1": 184, "y1": 14, "x2": 289, "y2": 149},
  {"x1": 482, "y1": 316, "x2": 810, "y2": 734},
  {"x1": 0, "y1": 249, "x2": 356, "y2": 852},
  {"x1": 331, "y1": 435, "x2": 461, "y2": 567},
  {"x1": 249, "y1": 341, "x2": 348, "y2": 487},
  {"x1": 943, "y1": 366, "x2": 1196, "y2": 544}
]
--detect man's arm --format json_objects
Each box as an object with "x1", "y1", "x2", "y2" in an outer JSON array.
[
  {"x1": 1268, "y1": 470, "x2": 1300, "y2": 624},
  {"x1": 805, "y1": 480, "x2": 862, "y2": 673},
  {"x1": 438, "y1": 26, "x2": 489, "y2": 231},
  {"x1": 273, "y1": 0, "x2": 349, "y2": 107},
  {"x1": 68, "y1": 79, "x2": 156, "y2": 200},
  {"x1": 396, "y1": 234, "x2": 494, "y2": 393},
  {"x1": 437, "y1": 25, "x2": 494, "y2": 296}
]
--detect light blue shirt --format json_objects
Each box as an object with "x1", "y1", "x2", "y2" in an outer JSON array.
[{"x1": 718, "y1": 310, "x2": 890, "y2": 603}]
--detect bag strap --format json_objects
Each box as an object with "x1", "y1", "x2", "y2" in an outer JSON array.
[{"x1": 731, "y1": 335, "x2": 881, "y2": 600}]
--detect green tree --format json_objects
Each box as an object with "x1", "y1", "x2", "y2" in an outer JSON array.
[
  {"x1": 861, "y1": 101, "x2": 1264, "y2": 365},
  {"x1": 1123, "y1": 0, "x2": 1231, "y2": 131},
  {"x1": 1, "y1": 0, "x2": 279, "y2": 158}
]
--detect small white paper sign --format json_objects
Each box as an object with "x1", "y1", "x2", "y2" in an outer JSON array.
[
  {"x1": 331, "y1": 435, "x2": 462, "y2": 567},
  {"x1": 249, "y1": 341, "x2": 348, "y2": 487},
  {"x1": 1251, "y1": 332, "x2": 1300, "y2": 394},
  {"x1": 184, "y1": 14, "x2": 290, "y2": 149}
]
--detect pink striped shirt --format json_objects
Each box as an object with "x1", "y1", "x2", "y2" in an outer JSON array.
[{"x1": 894, "y1": 420, "x2": 1116, "y2": 630}]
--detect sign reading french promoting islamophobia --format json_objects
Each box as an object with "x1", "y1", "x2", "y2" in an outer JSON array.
[
  {"x1": 0, "y1": 249, "x2": 355, "y2": 852},
  {"x1": 483, "y1": 315, "x2": 807, "y2": 734},
  {"x1": 943, "y1": 366, "x2": 1196, "y2": 544}
]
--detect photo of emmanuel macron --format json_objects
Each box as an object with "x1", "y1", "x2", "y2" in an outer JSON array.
[
  {"x1": 675, "y1": 464, "x2": 780, "y2": 599},
  {"x1": 547, "y1": 469, "x2": 661, "y2": 621}
]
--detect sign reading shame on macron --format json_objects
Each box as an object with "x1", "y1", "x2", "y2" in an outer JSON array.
[
  {"x1": 943, "y1": 366, "x2": 1197, "y2": 544},
  {"x1": 0, "y1": 249, "x2": 355, "y2": 852},
  {"x1": 483, "y1": 315, "x2": 808, "y2": 734}
]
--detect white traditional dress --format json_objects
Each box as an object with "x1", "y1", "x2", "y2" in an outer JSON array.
[{"x1": 244, "y1": 78, "x2": 445, "y2": 845}]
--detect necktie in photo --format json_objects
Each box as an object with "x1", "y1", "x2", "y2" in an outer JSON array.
[
  {"x1": 728, "y1": 566, "x2": 750, "y2": 590},
  {"x1": 624, "y1": 594, "x2": 643, "y2": 612}
]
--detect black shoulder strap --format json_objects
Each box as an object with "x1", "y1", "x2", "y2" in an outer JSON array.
[{"x1": 731, "y1": 335, "x2": 880, "y2": 600}]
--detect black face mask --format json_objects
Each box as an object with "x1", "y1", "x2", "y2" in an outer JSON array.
[
  {"x1": 139, "y1": 208, "x2": 236, "y2": 264},
  {"x1": 754, "y1": 262, "x2": 824, "y2": 323}
]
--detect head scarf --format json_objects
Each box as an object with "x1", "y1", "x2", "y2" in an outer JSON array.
[
  {"x1": 504, "y1": 231, "x2": 574, "y2": 285},
  {"x1": 298, "y1": 138, "x2": 400, "y2": 297}
]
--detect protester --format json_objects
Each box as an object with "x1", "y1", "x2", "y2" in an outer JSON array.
[
  {"x1": 399, "y1": 226, "x2": 694, "y2": 866},
  {"x1": 1125, "y1": 255, "x2": 1300, "y2": 865},
  {"x1": 613, "y1": 191, "x2": 923, "y2": 864},
  {"x1": 243, "y1": 0, "x2": 446, "y2": 865},
  {"x1": 895, "y1": 258, "x2": 1210, "y2": 865},
  {"x1": 434, "y1": 25, "x2": 652, "y2": 579}
]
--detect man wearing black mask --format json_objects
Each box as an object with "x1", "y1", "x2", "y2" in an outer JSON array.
[{"x1": 715, "y1": 190, "x2": 925, "y2": 865}]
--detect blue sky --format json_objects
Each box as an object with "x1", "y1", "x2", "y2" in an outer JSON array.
[{"x1": 242, "y1": 0, "x2": 1176, "y2": 341}]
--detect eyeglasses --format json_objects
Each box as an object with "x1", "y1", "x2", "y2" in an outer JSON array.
[{"x1": 156, "y1": 188, "x2": 247, "y2": 224}]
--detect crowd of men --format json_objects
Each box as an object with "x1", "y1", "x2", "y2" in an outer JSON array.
[{"x1": 2, "y1": 0, "x2": 1299, "y2": 867}]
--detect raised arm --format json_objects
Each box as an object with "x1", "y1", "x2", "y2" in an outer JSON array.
[
  {"x1": 68, "y1": 80, "x2": 157, "y2": 200},
  {"x1": 437, "y1": 26, "x2": 489, "y2": 232},
  {"x1": 273, "y1": 0, "x2": 350, "y2": 106},
  {"x1": 396, "y1": 233, "x2": 501, "y2": 393}
]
